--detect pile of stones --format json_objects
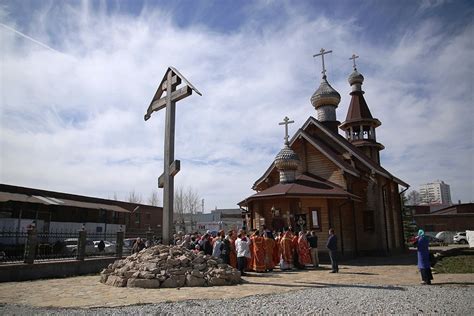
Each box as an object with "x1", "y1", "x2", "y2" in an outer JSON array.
[{"x1": 100, "y1": 244, "x2": 242, "y2": 288}]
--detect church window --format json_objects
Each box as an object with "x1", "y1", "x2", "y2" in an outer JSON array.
[
  {"x1": 311, "y1": 209, "x2": 321, "y2": 231},
  {"x1": 363, "y1": 211, "x2": 375, "y2": 232}
]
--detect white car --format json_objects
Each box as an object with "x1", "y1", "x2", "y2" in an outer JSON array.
[
  {"x1": 453, "y1": 232, "x2": 468, "y2": 244},
  {"x1": 93, "y1": 240, "x2": 115, "y2": 253},
  {"x1": 64, "y1": 238, "x2": 96, "y2": 254}
]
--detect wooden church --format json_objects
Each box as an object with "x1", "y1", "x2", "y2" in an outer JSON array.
[{"x1": 238, "y1": 51, "x2": 409, "y2": 256}]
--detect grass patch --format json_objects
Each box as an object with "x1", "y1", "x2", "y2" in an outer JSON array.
[{"x1": 434, "y1": 254, "x2": 474, "y2": 274}]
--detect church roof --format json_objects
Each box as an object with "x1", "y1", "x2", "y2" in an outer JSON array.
[
  {"x1": 252, "y1": 117, "x2": 408, "y2": 191},
  {"x1": 344, "y1": 92, "x2": 374, "y2": 122},
  {"x1": 301, "y1": 117, "x2": 408, "y2": 187},
  {"x1": 240, "y1": 173, "x2": 361, "y2": 205}
]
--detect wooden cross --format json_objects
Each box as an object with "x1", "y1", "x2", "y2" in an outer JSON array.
[
  {"x1": 313, "y1": 48, "x2": 333, "y2": 77},
  {"x1": 349, "y1": 53, "x2": 359, "y2": 70},
  {"x1": 279, "y1": 116, "x2": 294, "y2": 145},
  {"x1": 144, "y1": 67, "x2": 201, "y2": 245}
]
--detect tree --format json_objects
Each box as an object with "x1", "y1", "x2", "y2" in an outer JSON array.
[
  {"x1": 406, "y1": 190, "x2": 421, "y2": 205},
  {"x1": 148, "y1": 191, "x2": 160, "y2": 206},
  {"x1": 401, "y1": 192, "x2": 418, "y2": 246},
  {"x1": 173, "y1": 185, "x2": 200, "y2": 233},
  {"x1": 128, "y1": 190, "x2": 142, "y2": 204}
]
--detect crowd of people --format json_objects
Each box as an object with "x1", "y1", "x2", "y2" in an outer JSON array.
[{"x1": 169, "y1": 226, "x2": 340, "y2": 275}]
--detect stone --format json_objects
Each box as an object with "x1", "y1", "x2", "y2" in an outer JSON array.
[
  {"x1": 161, "y1": 277, "x2": 178, "y2": 288},
  {"x1": 100, "y1": 273, "x2": 109, "y2": 284},
  {"x1": 208, "y1": 276, "x2": 227, "y2": 286},
  {"x1": 191, "y1": 270, "x2": 204, "y2": 278},
  {"x1": 102, "y1": 244, "x2": 241, "y2": 288},
  {"x1": 174, "y1": 275, "x2": 186, "y2": 287},
  {"x1": 167, "y1": 258, "x2": 180, "y2": 266},
  {"x1": 194, "y1": 263, "x2": 207, "y2": 271},
  {"x1": 105, "y1": 275, "x2": 127, "y2": 287},
  {"x1": 193, "y1": 256, "x2": 205, "y2": 264},
  {"x1": 124, "y1": 271, "x2": 136, "y2": 279},
  {"x1": 127, "y1": 278, "x2": 160, "y2": 288},
  {"x1": 178, "y1": 255, "x2": 190, "y2": 265},
  {"x1": 186, "y1": 274, "x2": 206, "y2": 287}
]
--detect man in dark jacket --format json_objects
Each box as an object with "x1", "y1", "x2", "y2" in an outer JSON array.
[
  {"x1": 326, "y1": 228, "x2": 338, "y2": 273},
  {"x1": 307, "y1": 231, "x2": 319, "y2": 268}
]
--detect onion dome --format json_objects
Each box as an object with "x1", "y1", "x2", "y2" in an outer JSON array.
[
  {"x1": 348, "y1": 69, "x2": 364, "y2": 86},
  {"x1": 310, "y1": 75, "x2": 341, "y2": 109},
  {"x1": 274, "y1": 145, "x2": 300, "y2": 171}
]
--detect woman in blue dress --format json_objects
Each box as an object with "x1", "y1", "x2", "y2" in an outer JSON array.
[{"x1": 416, "y1": 229, "x2": 433, "y2": 285}]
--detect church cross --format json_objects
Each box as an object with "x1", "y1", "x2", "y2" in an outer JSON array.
[
  {"x1": 349, "y1": 53, "x2": 359, "y2": 70},
  {"x1": 279, "y1": 116, "x2": 295, "y2": 145},
  {"x1": 313, "y1": 48, "x2": 333, "y2": 77}
]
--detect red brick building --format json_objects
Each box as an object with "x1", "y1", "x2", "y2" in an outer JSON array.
[
  {"x1": 0, "y1": 184, "x2": 163, "y2": 236},
  {"x1": 412, "y1": 203, "x2": 474, "y2": 232}
]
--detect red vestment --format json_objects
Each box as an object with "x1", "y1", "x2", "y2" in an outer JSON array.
[
  {"x1": 298, "y1": 237, "x2": 312, "y2": 266},
  {"x1": 279, "y1": 232, "x2": 294, "y2": 264},
  {"x1": 251, "y1": 235, "x2": 266, "y2": 272},
  {"x1": 264, "y1": 237, "x2": 277, "y2": 270},
  {"x1": 229, "y1": 238, "x2": 237, "y2": 268}
]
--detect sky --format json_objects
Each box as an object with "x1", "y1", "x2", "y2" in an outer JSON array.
[{"x1": 0, "y1": 0, "x2": 473, "y2": 210}]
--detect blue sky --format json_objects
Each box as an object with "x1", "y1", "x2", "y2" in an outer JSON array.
[{"x1": 0, "y1": 0, "x2": 473, "y2": 208}]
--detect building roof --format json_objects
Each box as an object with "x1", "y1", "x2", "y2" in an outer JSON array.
[
  {"x1": 430, "y1": 203, "x2": 474, "y2": 214},
  {"x1": 300, "y1": 117, "x2": 408, "y2": 187},
  {"x1": 240, "y1": 173, "x2": 361, "y2": 205},
  {"x1": 0, "y1": 192, "x2": 130, "y2": 213},
  {"x1": 253, "y1": 117, "x2": 408, "y2": 189},
  {"x1": 0, "y1": 183, "x2": 162, "y2": 213}
]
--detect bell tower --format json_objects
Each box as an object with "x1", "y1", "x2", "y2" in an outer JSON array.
[{"x1": 339, "y1": 54, "x2": 384, "y2": 164}]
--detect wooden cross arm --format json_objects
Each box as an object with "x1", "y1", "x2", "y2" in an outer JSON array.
[
  {"x1": 157, "y1": 160, "x2": 181, "y2": 188},
  {"x1": 144, "y1": 86, "x2": 193, "y2": 121}
]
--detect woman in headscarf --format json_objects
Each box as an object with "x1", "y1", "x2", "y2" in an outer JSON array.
[
  {"x1": 297, "y1": 231, "x2": 312, "y2": 268},
  {"x1": 416, "y1": 229, "x2": 433, "y2": 285}
]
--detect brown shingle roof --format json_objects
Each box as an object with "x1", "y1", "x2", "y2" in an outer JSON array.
[
  {"x1": 240, "y1": 173, "x2": 360, "y2": 205},
  {"x1": 345, "y1": 92, "x2": 373, "y2": 122}
]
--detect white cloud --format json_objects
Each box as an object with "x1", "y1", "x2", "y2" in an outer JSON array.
[{"x1": 0, "y1": 2, "x2": 472, "y2": 210}]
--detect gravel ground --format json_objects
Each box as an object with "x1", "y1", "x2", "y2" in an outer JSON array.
[{"x1": 2, "y1": 284, "x2": 473, "y2": 315}]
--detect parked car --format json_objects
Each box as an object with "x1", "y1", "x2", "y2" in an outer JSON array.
[
  {"x1": 453, "y1": 232, "x2": 468, "y2": 244},
  {"x1": 64, "y1": 238, "x2": 96, "y2": 254},
  {"x1": 123, "y1": 238, "x2": 136, "y2": 255},
  {"x1": 408, "y1": 235, "x2": 442, "y2": 246},
  {"x1": 93, "y1": 240, "x2": 115, "y2": 253}
]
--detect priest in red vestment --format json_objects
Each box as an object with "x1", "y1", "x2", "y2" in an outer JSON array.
[
  {"x1": 279, "y1": 228, "x2": 294, "y2": 270},
  {"x1": 297, "y1": 231, "x2": 312, "y2": 267},
  {"x1": 264, "y1": 231, "x2": 278, "y2": 271},
  {"x1": 251, "y1": 230, "x2": 266, "y2": 272}
]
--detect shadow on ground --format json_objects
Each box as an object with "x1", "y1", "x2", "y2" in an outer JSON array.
[{"x1": 244, "y1": 280, "x2": 406, "y2": 291}]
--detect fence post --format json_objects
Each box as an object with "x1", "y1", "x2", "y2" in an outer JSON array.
[
  {"x1": 116, "y1": 231, "x2": 124, "y2": 258},
  {"x1": 23, "y1": 227, "x2": 37, "y2": 264},
  {"x1": 146, "y1": 229, "x2": 153, "y2": 246},
  {"x1": 76, "y1": 228, "x2": 87, "y2": 261}
]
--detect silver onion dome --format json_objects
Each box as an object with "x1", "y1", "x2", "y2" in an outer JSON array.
[
  {"x1": 274, "y1": 145, "x2": 300, "y2": 171},
  {"x1": 348, "y1": 69, "x2": 364, "y2": 86},
  {"x1": 310, "y1": 75, "x2": 341, "y2": 109}
]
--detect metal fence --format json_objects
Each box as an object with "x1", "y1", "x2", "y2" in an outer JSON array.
[{"x1": 0, "y1": 228, "x2": 122, "y2": 264}]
